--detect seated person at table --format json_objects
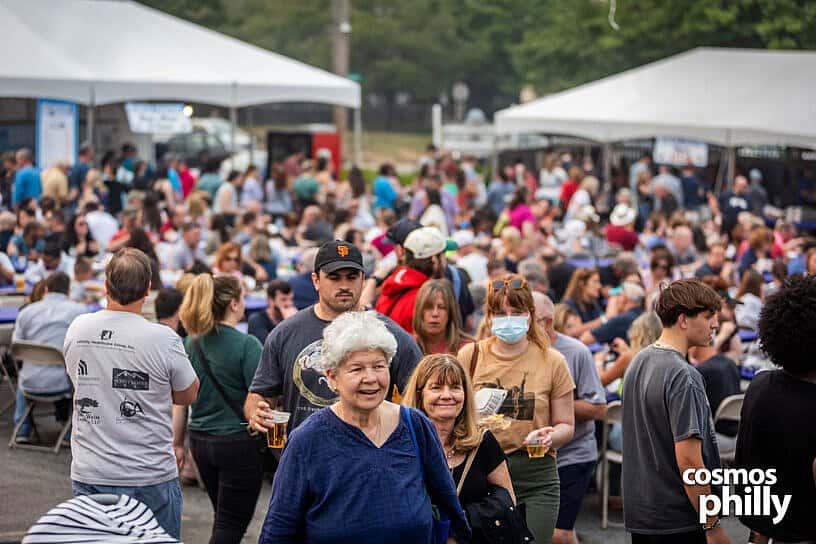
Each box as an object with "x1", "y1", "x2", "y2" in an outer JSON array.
[
  {"x1": 562, "y1": 268, "x2": 605, "y2": 336},
  {"x1": 70, "y1": 257, "x2": 104, "y2": 303},
  {"x1": 580, "y1": 281, "x2": 645, "y2": 345},
  {"x1": 0, "y1": 251, "x2": 14, "y2": 287},
  {"x1": 24, "y1": 240, "x2": 72, "y2": 284},
  {"x1": 247, "y1": 280, "x2": 295, "y2": 344},
  {"x1": 165, "y1": 222, "x2": 206, "y2": 271},
  {"x1": 12, "y1": 272, "x2": 88, "y2": 443},
  {"x1": 689, "y1": 342, "x2": 740, "y2": 447}
]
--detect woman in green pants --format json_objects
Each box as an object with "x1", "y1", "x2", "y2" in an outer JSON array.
[{"x1": 458, "y1": 274, "x2": 575, "y2": 543}]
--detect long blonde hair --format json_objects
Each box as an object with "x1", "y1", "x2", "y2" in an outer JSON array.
[
  {"x1": 402, "y1": 354, "x2": 481, "y2": 452},
  {"x1": 179, "y1": 273, "x2": 242, "y2": 336},
  {"x1": 628, "y1": 312, "x2": 662, "y2": 352}
]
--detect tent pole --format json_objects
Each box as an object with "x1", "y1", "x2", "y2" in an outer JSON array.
[
  {"x1": 87, "y1": 86, "x2": 95, "y2": 147},
  {"x1": 247, "y1": 106, "x2": 254, "y2": 165},
  {"x1": 602, "y1": 143, "x2": 612, "y2": 187},
  {"x1": 229, "y1": 82, "x2": 237, "y2": 155},
  {"x1": 353, "y1": 107, "x2": 362, "y2": 166}
]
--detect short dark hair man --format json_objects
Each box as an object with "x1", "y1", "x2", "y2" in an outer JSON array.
[
  {"x1": 622, "y1": 279, "x2": 730, "y2": 543},
  {"x1": 735, "y1": 275, "x2": 816, "y2": 542},
  {"x1": 246, "y1": 240, "x2": 421, "y2": 434},
  {"x1": 247, "y1": 280, "x2": 294, "y2": 344},
  {"x1": 155, "y1": 287, "x2": 184, "y2": 335},
  {"x1": 64, "y1": 248, "x2": 199, "y2": 539}
]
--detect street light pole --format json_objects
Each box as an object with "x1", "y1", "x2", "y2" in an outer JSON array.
[{"x1": 332, "y1": 0, "x2": 350, "y2": 166}]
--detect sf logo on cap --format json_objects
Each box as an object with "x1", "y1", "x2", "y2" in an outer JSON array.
[{"x1": 337, "y1": 245, "x2": 349, "y2": 257}]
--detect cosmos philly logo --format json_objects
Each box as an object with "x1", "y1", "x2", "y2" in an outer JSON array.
[{"x1": 683, "y1": 468, "x2": 792, "y2": 525}]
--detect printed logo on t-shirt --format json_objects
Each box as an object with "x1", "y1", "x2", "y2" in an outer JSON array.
[
  {"x1": 475, "y1": 374, "x2": 535, "y2": 420},
  {"x1": 76, "y1": 359, "x2": 100, "y2": 385},
  {"x1": 112, "y1": 369, "x2": 149, "y2": 390},
  {"x1": 292, "y1": 340, "x2": 338, "y2": 408},
  {"x1": 100, "y1": 330, "x2": 114, "y2": 341},
  {"x1": 116, "y1": 397, "x2": 145, "y2": 424},
  {"x1": 75, "y1": 397, "x2": 101, "y2": 424}
]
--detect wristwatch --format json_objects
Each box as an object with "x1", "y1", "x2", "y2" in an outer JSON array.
[{"x1": 703, "y1": 518, "x2": 720, "y2": 531}]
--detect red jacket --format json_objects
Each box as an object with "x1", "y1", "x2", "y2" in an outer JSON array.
[{"x1": 375, "y1": 266, "x2": 429, "y2": 334}]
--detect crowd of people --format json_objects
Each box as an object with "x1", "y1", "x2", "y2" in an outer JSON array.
[{"x1": 4, "y1": 142, "x2": 815, "y2": 544}]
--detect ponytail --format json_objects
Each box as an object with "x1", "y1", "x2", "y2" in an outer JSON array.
[
  {"x1": 179, "y1": 273, "x2": 215, "y2": 336},
  {"x1": 179, "y1": 273, "x2": 243, "y2": 336}
]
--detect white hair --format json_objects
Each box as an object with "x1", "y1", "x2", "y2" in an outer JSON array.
[{"x1": 320, "y1": 311, "x2": 397, "y2": 372}]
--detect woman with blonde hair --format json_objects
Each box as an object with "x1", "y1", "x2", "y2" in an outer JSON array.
[
  {"x1": 403, "y1": 354, "x2": 518, "y2": 539},
  {"x1": 596, "y1": 312, "x2": 663, "y2": 387},
  {"x1": 173, "y1": 273, "x2": 264, "y2": 544},
  {"x1": 458, "y1": 274, "x2": 575, "y2": 542},
  {"x1": 553, "y1": 303, "x2": 582, "y2": 339},
  {"x1": 412, "y1": 279, "x2": 472, "y2": 355}
]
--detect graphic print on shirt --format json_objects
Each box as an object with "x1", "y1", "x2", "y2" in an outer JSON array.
[
  {"x1": 475, "y1": 372, "x2": 535, "y2": 420},
  {"x1": 116, "y1": 396, "x2": 145, "y2": 424},
  {"x1": 112, "y1": 369, "x2": 149, "y2": 390},
  {"x1": 76, "y1": 359, "x2": 100, "y2": 385},
  {"x1": 75, "y1": 397, "x2": 101, "y2": 424},
  {"x1": 292, "y1": 339, "x2": 337, "y2": 408}
]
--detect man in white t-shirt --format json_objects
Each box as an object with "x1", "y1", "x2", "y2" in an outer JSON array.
[{"x1": 64, "y1": 248, "x2": 199, "y2": 539}]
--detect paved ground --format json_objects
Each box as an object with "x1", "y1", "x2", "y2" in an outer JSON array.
[{"x1": 0, "y1": 385, "x2": 750, "y2": 543}]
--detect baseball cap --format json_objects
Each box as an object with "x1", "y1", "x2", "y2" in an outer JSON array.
[
  {"x1": 452, "y1": 229, "x2": 475, "y2": 247},
  {"x1": 385, "y1": 218, "x2": 422, "y2": 245},
  {"x1": 314, "y1": 240, "x2": 365, "y2": 274},
  {"x1": 404, "y1": 227, "x2": 447, "y2": 260}
]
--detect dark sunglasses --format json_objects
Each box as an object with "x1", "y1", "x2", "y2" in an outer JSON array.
[{"x1": 491, "y1": 279, "x2": 525, "y2": 291}]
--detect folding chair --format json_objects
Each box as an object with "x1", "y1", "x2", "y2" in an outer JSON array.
[
  {"x1": 599, "y1": 400, "x2": 623, "y2": 529},
  {"x1": 8, "y1": 340, "x2": 72, "y2": 454},
  {"x1": 0, "y1": 324, "x2": 17, "y2": 415},
  {"x1": 714, "y1": 394, "x2": 744, "y2": 465}
]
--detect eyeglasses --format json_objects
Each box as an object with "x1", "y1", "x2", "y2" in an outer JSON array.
[{"x1": 491, "y1": 278, "x2": 525, "y2": 291}]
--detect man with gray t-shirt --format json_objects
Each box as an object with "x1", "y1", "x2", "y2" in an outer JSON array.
[
  {"x1": 534, "y1": 292, "x2": 607, "y2": 544},
  {"x1": 64, "y1": 249, "x2": 199, "y2": 539},
  {"x1": 622, "y1": 279, "x2": 729, "y2": 544}
]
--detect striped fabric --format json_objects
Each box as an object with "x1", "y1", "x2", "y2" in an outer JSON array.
[{"x1": 23, "y1": 495, "x2": 179, "y2": 543}]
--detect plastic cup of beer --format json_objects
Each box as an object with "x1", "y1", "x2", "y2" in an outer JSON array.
[
  {"x1": 266, "y1": 411, "x2": 291, "y2": 449},
  {"x1": 14, "y1": 274, "x2": 25, "y2": 291},
  {"x1": 526, "y1": 436, "x2": 549, "y2": 459}
]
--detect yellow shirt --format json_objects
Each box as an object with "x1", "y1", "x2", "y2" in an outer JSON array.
[{"x1": 457, "y1": 338, "x2": 575, "y2": 457}]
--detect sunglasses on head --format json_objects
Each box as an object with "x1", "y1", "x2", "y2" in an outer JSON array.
[{"x1": 491, "y1": 278, "x2": 525, "y2": 291}]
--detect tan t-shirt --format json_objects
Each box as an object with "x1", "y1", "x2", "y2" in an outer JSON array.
[{"x1": 457, "y1": 338, "x2": 575, "y2": 456}]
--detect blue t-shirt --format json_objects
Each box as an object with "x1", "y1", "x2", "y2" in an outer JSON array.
[
  {"x1": 373, "y1": 176, "x2": 397, "y2": 210},
  {"x1": 260, "y1": 406, "x2": 469, "y2": 544},
  {"x1": 13, "y1": 165, "x2": 42, "y2": 206},
  {"x1": 591, "y1": 306, "x2": 645, "y2": 344}
]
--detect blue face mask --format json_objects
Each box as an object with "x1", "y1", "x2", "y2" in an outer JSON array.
[{"x1": 491, "y1": 316, "x2": 529, "y2": 344}]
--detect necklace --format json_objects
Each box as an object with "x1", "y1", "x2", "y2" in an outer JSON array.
[{"x1": 338, "y1": 404, "x2": 382, "y2": 444}]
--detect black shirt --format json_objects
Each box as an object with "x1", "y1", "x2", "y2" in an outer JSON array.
[
  {"x1": 247, "y1": 310, "x2": 277, "y2": 345},
  {"x1": 547, "y1": 262, "x2": 577, "y2": 303},
  {"x1": 735, "y1": 370, "x2": 816, "y2": 541},
  {"x1": 696, "y1": 354, "x2": 740, "y2": 436},
  {"x1": 451, "y1": 431, "x2": 506, "y2": 506}
]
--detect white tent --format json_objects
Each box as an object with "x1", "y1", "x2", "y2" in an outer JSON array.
[
  {"x1": 0, "y1": 0, "x2": 360, "y2": 109},
  {"x1": 495, "y1": 48, "x2": 816, "y2": 150}
]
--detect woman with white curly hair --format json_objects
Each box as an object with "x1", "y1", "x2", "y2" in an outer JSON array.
[{"x1": 260, "y1": 311, "x2": 470, "y2": 544}]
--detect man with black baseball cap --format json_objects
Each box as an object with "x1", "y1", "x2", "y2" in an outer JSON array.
[{"x1": 246, "y1": 240, "x2": 421, "y2": 434}]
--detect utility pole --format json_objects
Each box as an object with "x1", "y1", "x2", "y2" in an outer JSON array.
[{"x1": 332, "y1": 0, "x2": 350, "y2": 164}]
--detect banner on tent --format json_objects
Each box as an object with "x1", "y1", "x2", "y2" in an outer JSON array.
[
  {"x1": 653, "y1": 138, "x2": 708, "y2": 167},
  {"x1": 36, "y1": 99, "x2": 78, "y2": 168},
  {"x1": 125, "y1": 103, "x2": 192, "y2": 134}
]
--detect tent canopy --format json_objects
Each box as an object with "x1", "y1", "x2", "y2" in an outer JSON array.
[
  {"x1": 0, "y1": 0, "x2": 360, "y2": 109},
  {"x1": 495, "y1": 48, "x2": 816, "y2": 149}
]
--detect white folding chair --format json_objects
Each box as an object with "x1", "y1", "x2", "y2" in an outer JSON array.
[
  {"x1": 599, "y1": 400, "x2": 623, "y2": 529},
  {"x1": 8, "y1": 340, "x2": 72, "y2": 454},
  {"x1": 714, "y1": 394, "x2": 744, "y2": 465}
]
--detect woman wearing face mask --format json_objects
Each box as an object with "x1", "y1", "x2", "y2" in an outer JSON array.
[{"x1": 460, "y1": 274, "x2": 575, "y2": 543}]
